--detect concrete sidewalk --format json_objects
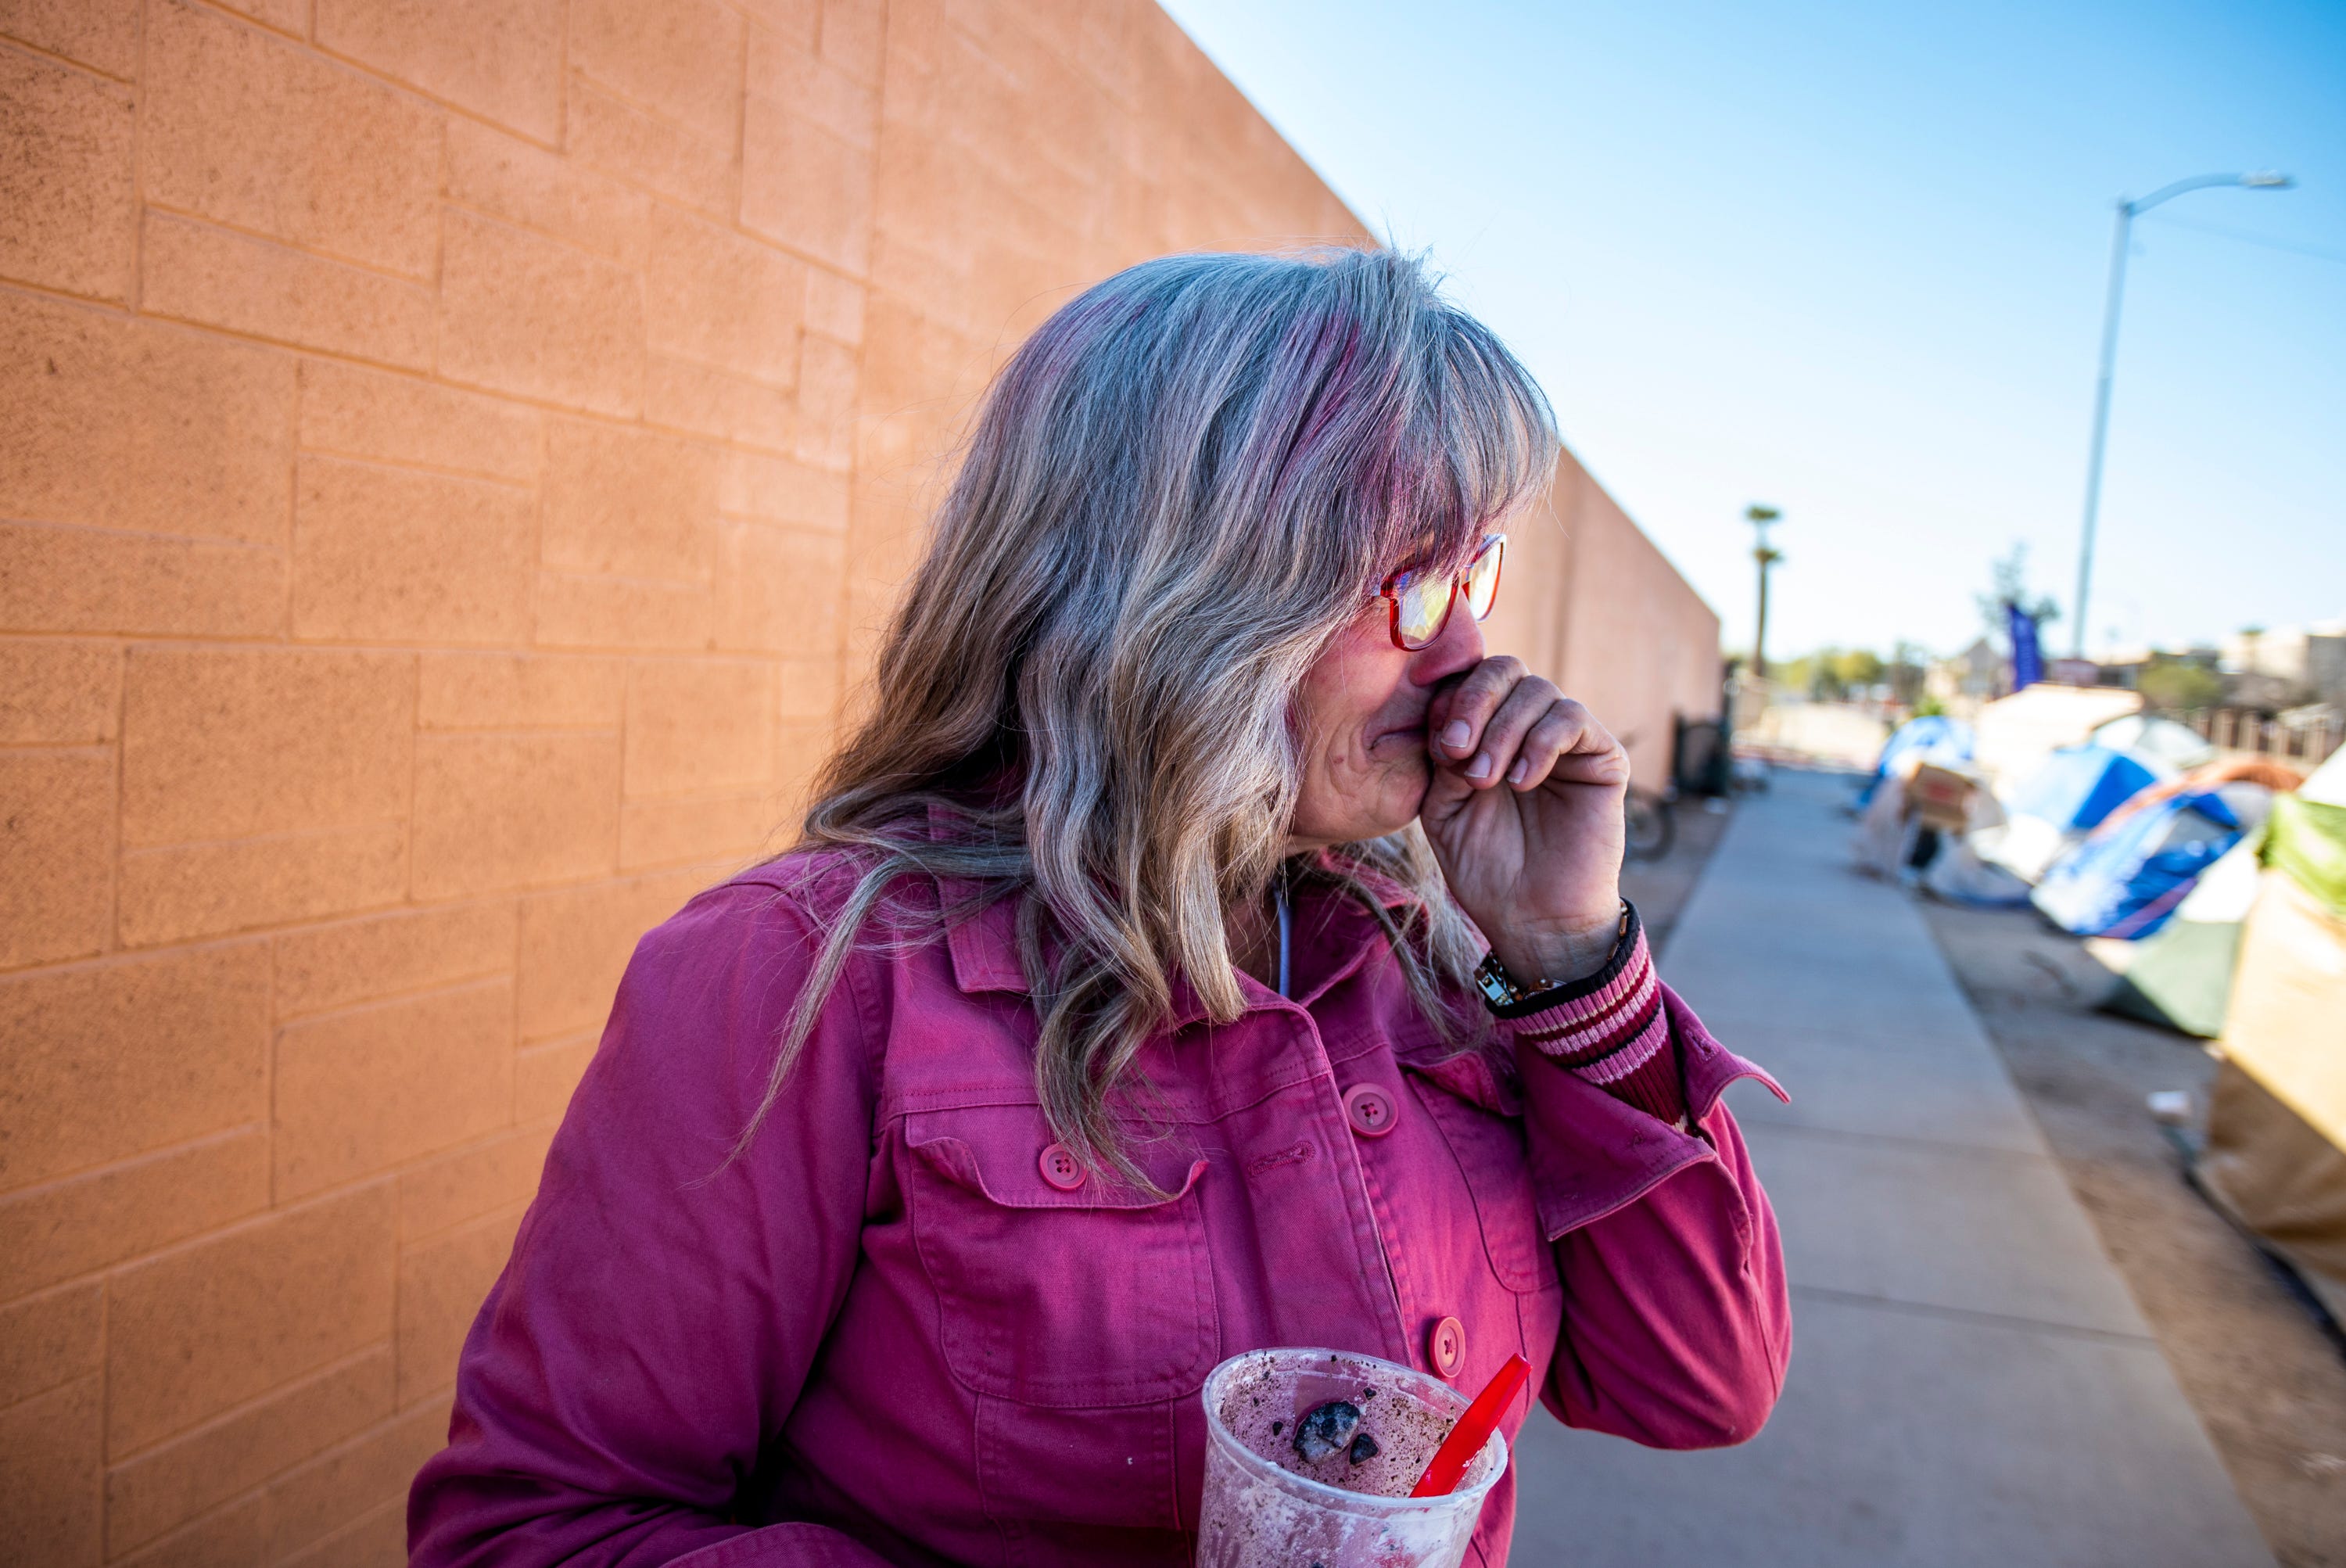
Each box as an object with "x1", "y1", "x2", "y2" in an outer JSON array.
[{"x1": 1510, "y1": 768, "x2": 2272, "y2": 1566}]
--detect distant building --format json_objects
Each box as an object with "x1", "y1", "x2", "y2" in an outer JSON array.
[
  {"x1": 2096, "y1": 644, "x2": 2219, "y2": 692},
  {"x1": 2046, "y1": 658, "x2": 2100, "y2": 687},
  {"x1": 2222, "y1": 621, "x2": 2346, "y2": 705},
  {"x1": 1926, "y1": 637, "x2": 2005, "y2": 710}
]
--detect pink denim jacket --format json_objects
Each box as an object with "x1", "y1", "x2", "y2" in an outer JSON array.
[{"x1": 410, "y1": 852, "x2": 1789, "y2": 1566}]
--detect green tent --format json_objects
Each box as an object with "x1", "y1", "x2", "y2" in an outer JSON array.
[
  {"x1": 2196, "y1": 749, "x2": 2346, "y2": 1322},
  {"x1": 2265, "y1": 788, "x2": 2346, "y2": 915},
  {"x1": 2090, "y1": 831, "x2": 2262, "y2": 1038},
  {"x1": 2091, "y1": 770, "x2": 2346, "y2": 1038}
]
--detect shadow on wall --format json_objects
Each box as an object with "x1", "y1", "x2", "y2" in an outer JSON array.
[{"x1": 0, "y1": 0, "x2": 1715, "y2": 1559}]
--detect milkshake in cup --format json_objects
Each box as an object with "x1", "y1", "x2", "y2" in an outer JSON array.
[{"x1": 1197, "y1": 1347, "x2": 1508, "y2": 1568}]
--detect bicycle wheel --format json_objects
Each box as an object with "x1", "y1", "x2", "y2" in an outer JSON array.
[{"x1": 1623, "y1": 789, "x2": 1676, "y2": 862}]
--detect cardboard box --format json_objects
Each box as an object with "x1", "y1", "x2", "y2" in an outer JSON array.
[{"x1": 1907, "y1": 762, "x2": 1976, "y2": 831}]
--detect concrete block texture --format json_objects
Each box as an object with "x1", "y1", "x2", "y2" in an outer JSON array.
[
  {"x1": 0, "y1": 0, "x2": 142, "y2": 81},
  {"x1": 0, "y1": 44, "x2": 136, "y2": 302},
  {"x1": 0, "y1": 0, "x2": 1723, "y2": 1557}
]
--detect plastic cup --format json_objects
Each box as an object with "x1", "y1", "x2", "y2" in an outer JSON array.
[{"x1": 1197, "y1": 1347, "x2": 1508, "y2": 1568}]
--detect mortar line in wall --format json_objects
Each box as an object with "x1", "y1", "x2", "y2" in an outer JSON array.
[
  {"x1": 89, "y1": 1178, "x2": 396, "y2": 1297},
  {"x1": 173, "y1": 0, "x2": 553, "y2": 163},
  {"x1": 386, "y1": 1136, "x2": 404, "y2": 1404},
  {"x1": 127, "y1": 0, "x2": 148, "y2": 262},
  {"x1": 108, "y1": 308, "x2": 442, "y2": 380},
  {"x1": 41, "y1": 292, "x2": 858, "y2": 446},
  {"x1": 0, "y1": 935, "x2": 274, "y2": 990},
  {"x1": 264, "y1": 930, "x2": 281, "y2": 1210},
  {"x1": 111, "y1": 862, "x2": 412, "y2": 926},
  {"x1": 612, "y1": 658, "x2": 630, "y2": 884},
  {"x1": 0, "y1": 736, "x2": 117, "y2": 755},
  {"x1": 519, "y1": 387, "x2": 547, "y2": 1125},
  {"x1": 403, "y1": 646, "x2": 420, "y2": 914},
  {"x1": 734, "y1": 5, "x2": 749, "y2": 178},
  {"x1": 138, "y1": 202, "x2": 440, "y2": 290},
  {"x1": 421, "y1": 353, "x2": 838, "y2": 440},
  {"x1": 506, "y1": 891, "x2": 526, "y2": 1130},
  {"x1": 651, "y1": 187, "x2": 881, "y2": 289},
  {"x1": 292, "y1": 446, "x2": 539, "y2": 493},
  {"x1": 398, "y1": 1194, "x2": 536, "y2": 1269},
  {"x1": 823, "y1": 0, "x2": 878, "y2": 741},
  {"x1": 280, "y1": 292, "x2": 300, "y2": 646},
  {"x1": 557, "y1": 0, "x2": 570, "y2": 151},
  {"x1": 106, "y1": 631, "x2": 127, "y2": 971},
  {"x1": 177, "y1": 0, "x2": 304, "y2": 48},
  {"x1": 431, "y1": 120, "x2": 447, "y2": 298},
  {"x1": 0, "y1": 514, "x2": 285, "y2": 551},
  {"x1": 432, "y1": 192, "x2": 640, "y2": 274},
  {"x1": 63, "y1": 626, "x2": 833, "y2": 660},
  {"x1": 0, "y1": 274, "x2": 143, "y2": 318},
  {"x1": 95, "y1": 1275, "x2": 110, "y2": 1553},
  {"x1": 0, "y1": 1132, "x2": 274, "y2": 1263},
  {"x1": 99, "y1": 1340, "x2": 393, "y2": 1470},
  {"x1": 0, "y1": 31, "x2": 135, "y2": 85},
  {"x1": 4, "y1": 632, "x2": 660, "y2": 668},
  {"x1": 554, "y1": 70, "x2": 728, "y2": 162},
  {"x1": 278, "y1": 979, "x2": 515, "y2": 1047},
  {"x1": 115, "y1": 1478, "x2": 270, "y2": 1562},
  {"x1": 288, "y1": 42, "x2": 563, "y2": 157}
]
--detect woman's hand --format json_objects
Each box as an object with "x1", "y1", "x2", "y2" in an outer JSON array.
[{"x1": 1418, "y1": 657, "x2": 1631, "y2": 986}]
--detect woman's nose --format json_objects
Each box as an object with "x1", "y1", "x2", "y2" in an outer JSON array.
[{"x1": 1410, "y1": 594, "x2": 1486, "y2": 686}]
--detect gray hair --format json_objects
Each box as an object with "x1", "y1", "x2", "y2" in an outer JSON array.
[{"x1": 744, "y1": 247, "x2": 1559, "y2": 1186}]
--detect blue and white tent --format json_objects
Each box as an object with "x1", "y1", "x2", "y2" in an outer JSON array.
[
  {"x1": 2032, "y1": 790, "x2": 2244, "y2": 938},
  {"x1": 2006, "y1": 745, "x2": 2161, "y2": 831},
  {"x1": 1982, "y1": 744, "x2": 2163, "y2": 884}
]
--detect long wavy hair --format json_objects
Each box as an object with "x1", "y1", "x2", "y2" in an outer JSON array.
[{"x1": 744, "y1": 247, "x2": 1559, "y2": 1186}]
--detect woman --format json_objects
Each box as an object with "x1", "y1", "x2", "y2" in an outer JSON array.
[{"x1": 411, "y1": 249, "x2": 1787, "y2": 1566}]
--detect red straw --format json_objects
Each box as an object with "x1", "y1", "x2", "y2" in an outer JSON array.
[{"x1": 1409, "y1": 1353, "x2": 1530, "y2": 1498}]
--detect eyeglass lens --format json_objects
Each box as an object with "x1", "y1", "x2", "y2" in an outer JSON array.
[{"x1": 1394, "y1": 536, "x2": 1504, "y2": 650}]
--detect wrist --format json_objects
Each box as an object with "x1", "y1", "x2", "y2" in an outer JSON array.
[{"x1": 1484, "y1": 900, "x2": 1630, "y2": 992}]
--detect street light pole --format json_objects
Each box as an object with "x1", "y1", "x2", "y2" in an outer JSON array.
[
  {"x1": 1747, "y1": 504, "x2": 1781, "y2": 681},
  {"x1": 2070, "y1": 170, "x2": 2294, "y2": 659}
]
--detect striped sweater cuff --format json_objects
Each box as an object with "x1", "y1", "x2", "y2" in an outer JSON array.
[{"x1": 1505, "y1": 924, "x2": 1685, "y2": 1123}]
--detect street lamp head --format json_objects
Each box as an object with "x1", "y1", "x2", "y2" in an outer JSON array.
[
  {"x1": 1745, "y1": 504, "x2": 1781, "y2": 524},
  {"x1": 2240, "y1": 170, "x2": 2294, "y2": 188}
]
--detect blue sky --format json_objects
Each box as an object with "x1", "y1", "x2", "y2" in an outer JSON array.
[{"x1": 1157, "y1": 0, "x2": 2346, "y2": 662}]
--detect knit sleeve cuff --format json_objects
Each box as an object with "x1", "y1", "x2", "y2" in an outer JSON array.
[{"x1": 1502, "y1": 916, "x2": 1685, "y2": 1124}]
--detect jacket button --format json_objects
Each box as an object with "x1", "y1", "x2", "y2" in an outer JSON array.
[
  {"x1": 1429, "y1": 1315, "x2": 1465, "y2": 1379},
  {"x1": 1038, "y1": 1143, "x2": 1085, "y2": 1191},
  {"x1": 1343, "y1": 1082, "x2": 1397, "y2": 1139}
]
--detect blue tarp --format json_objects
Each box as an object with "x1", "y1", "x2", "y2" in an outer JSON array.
[
  {"x1": 2032, "y1": 791, "x2": 2244, "y2": 939},
  {"x1": 1856, "y1": 716, "x2": 1975, "y2": 807},
  {"x1": 2005, "y1": 745, "x2": 2159, "y2": 834}
]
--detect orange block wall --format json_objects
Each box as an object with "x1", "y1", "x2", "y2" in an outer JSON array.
[{"x1": 0, "y1": 2, "x2": 1717, "y2": 1562}]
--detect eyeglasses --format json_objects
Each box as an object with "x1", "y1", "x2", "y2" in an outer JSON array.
[{"x1": 1379, "y1": 533, "x2": 1506, "y2": 651}]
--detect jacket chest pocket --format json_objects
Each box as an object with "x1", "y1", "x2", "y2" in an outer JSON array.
[
  {"x1": 903, "y1": 1121, "x2": 1218, "y2": 1408},
  {"x1": 1405, "y1": 1054, "x2": 1556, "y2": 1296}
]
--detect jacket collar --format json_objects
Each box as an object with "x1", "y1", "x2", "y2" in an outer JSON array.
[
  {"x1": 931, "y1": 807, "x2": 1422, "y2": 1020},
  {"x1": 943, "y1": 892, "x2": 1032, "y2": 996}
]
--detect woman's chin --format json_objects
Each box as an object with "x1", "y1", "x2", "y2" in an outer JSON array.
[
  {"x1": 1359, "y1": 762, "x2": 1436, "y2": 842},
  {"x1": 1289, "y1": 761, "x2": 1428, "y2": 850}
]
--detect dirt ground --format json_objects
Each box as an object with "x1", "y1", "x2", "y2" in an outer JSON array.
[{"x1": 1920, "y1": 896, "x2": 2346, "y2": 1568}]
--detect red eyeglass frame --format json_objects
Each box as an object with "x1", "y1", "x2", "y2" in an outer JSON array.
[{"x1": 1378, "y1": 533, "x2": 1507, "y2": 651}]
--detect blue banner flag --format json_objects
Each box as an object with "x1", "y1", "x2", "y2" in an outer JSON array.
[{"x1": 2007, "y1": 600, "x2": 2043, "y2": 690}]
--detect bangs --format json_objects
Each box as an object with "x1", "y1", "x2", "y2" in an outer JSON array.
[{"x1": 1373, "y1": 304, "x2": 1558, "y2": 581}]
